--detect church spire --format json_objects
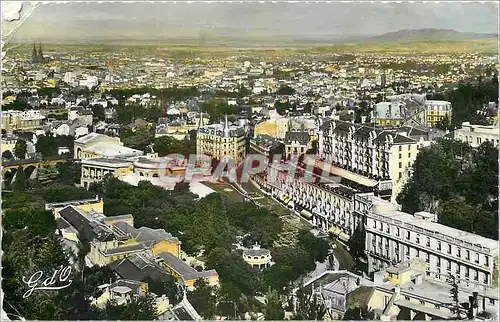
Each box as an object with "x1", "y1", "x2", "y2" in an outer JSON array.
[
  {"x1": 32, "y1": 42, "x2": 38, "y2": 63},
  {"x1": 38, "y1": 43, "x2": 44, "y2": 62}
]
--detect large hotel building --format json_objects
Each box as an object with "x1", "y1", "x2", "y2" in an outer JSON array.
[
  {"x1": 319, "y1": 120, "x2": 431, "y2": 202},
  {"x1": 356, "y1": 194, "x2": 498, "y2": 292},
  {"x1": 250, "y1": 163, "x2": 498, "y2": 294},
  {"x1": 196, "y1": 116, "x2": 246, "y2": 165}
]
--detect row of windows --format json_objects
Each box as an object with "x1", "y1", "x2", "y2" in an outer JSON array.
[{"x1": 371, "y1": 221, "x2": 490, "y2": 267}]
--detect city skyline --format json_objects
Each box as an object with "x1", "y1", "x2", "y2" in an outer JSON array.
[{"x1": 9, "y1": 2, "x2": 499, "y2": 43}]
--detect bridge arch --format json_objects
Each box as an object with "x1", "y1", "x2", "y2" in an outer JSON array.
[
  {"x1": 2, "y1": 167, "x2": 18, "y2": 188},
  {"x1": 24, "y1": 165, "x2": 37, "y2": 179}
]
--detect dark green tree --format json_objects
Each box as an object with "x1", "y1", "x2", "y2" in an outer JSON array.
[
  {"x1": 264, "y1": 290, "x2": 285, "y2": 320},
  {"x1": 144, "y1": 275, "x2": 183, "y2": 306},
  {"x1": 104, "y1": 295, "x2": 159, "y2": 320},
  {"x1": 14, "y1": 139, "x2": 28, "y2": 159},
  {"x1": 342, "y1": 306, "x2": 375, "y2": 320},
  {"x1": 2, "y1": 149, "x2": 14, "y2": 160},
  {"x1": 298, "y1": 230, "x2": 330, "y2": 263},
  {"x1": 276, "y1": 85, "x2": 296, "y2": 95},
  {"x1": 12, "y1": 166, "x2": 27, "y2": 192},
  {"x1": 187, "y1": 279, "x2": 217, "y2": 320},
  {"x1": 446, "y1": 274, "x2": 462, "y2": 320},
  {"x1": 291, "y1": 288, "x2": 327, "y2": 320}
]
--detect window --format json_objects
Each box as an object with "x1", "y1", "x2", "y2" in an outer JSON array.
[
  {"x1": 405, "y1": 247, "x2": 410, "y2": 256},
  {"x1": 416, "y1": 235, "x2": 420, "y2": 244},
  {"x1": 420, "y1": 301, "x2": 425, "y2": 305},
  {"x1": 434, "y1": 304, "x2": 441, "y2": 309},
  {"x1": 437, "y1": 241, "x2": 441, "y2": 251},
  {"x1": 489, "y1": 299, "x2": 495, "y2": 305},
  {"x1": 447, "y1": 260, "x2": 451, "y2": 270},
  {"x1": 396, "y1": 227, "x2": 400, "y2": 237},
  {"x1": 399, "y1": 153, "x2": 402, "y2": 159},
  {"x1": 399, "y1": 146, "x2": 402, "y2": 152},
  {"x1": 475, "y1": 253, "x2": 480, "y2": 264},
  {"x1": 399, "y1": 162, "x2": 402, "y2": 168},
  {"x1": 386, "y1": 225, "x2": 390, "y2": 233},
  {"x1": 373, "y1": 220, "x2": 377, "y2": 228},
  {"x1": 447, "y1": 244, "x2": 452, "y2": 254},
  {"x1": 408, "y1": 152, "x2": 411, "y2": 158},
  {"x1": 406, "y1": 231, "x2": 410, "y2": 240},
  {"x1": 465, "y1": 267, "x2": 470, "y2": 278},
  {"x1": 398, "y1": 172, "x2": 402, "y2": 179},
  {"x1": 405, "y1": 296, "x2": 410, "y2": 301},
  {"x1": 457, "y1": 247, "x2": 461, "y2": 258},
  {"x1": 379, "y1": 222, "x2": 383, "y2": 231},
  {"x1": 426, "y1": 237, "x2": 430, "y2": 247},
  {"x1": 425, "y1": 253, "x2": 429, "y2": 262},
  {"x1": 466, "y1": 250, "x2": 470, "y2": 260},
  {"x1": 474, "y1": 271, "x2": 478, "y2": 281},
  {"x1": 485, "y1": 256, "x2": 489, "y2": 267},
  {"x1": 456, "y1": 265, "x2": 460, "y2": 274},
  {"x1": 437, "y1": 258, "x2": 441, "y2": 267}
]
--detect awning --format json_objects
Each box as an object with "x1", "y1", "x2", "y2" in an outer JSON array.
[
  {"x1": 330, "y1": 166, "x2": 378, "y2": 187},
  {"x1": 300, "y1": 209, "x2": 313, "y2": 219},
  {"x1": 329, "y1": 226, "x2": 340, "y2": 235},
  {"x1": 338, "y1": 232, "x2": 350, "y2": 243}
]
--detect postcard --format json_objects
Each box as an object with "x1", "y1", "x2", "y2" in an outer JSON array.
[{"x1": 1, "y1": 1, "x2": 498, "y2": 321}]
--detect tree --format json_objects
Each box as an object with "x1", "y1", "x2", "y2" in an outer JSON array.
[
  {"x1": 2, "y1": 150, "x2": 14, "y2": 160},
  {"x1": 274, "y1": 101, "x2": 291, "y2": 115},
  {"x1": 349, "y1": 225, "x2": 366, "y2": 261},
  {"x1": 104, "y1": 295, "x2": 159, "y2": 320},
  {"x1": 35, "y1": 134, "x2": 58, "y2": 158},
  {"x1": 297, "y1": 230, "x2": 330, "y2": 263},
  {"x1": 12, "y1": 166, "x2": 27, "y2": 192},
  {"x1": 121, "y1": 127, "x2": 155, "y2": 152},
  {"x1": 276, "y1": 85, "x2": 296, "y2": 95},
  {"x1": 55, "y1": 161, "x2": 82, "y2": 185},
  {"x1": 187, "y1": 279, "x2": 217, "y2": 320},
  {"x1": 435, "y1": 115, "x2": 451, "y2": 131},
  {"x1": 144, "y1": 275, "x2": 183, "y2": 306},
  {"x1": 447, "y1": 274, "x2": 462, "y2": 320},
  {"x1": 264, "y1": 290, "x2": 285, "y2": 320},
  {"x1": 342, "y1": 306, "x2": 375, "y2": 320},
  {"x1": 2, "y1": 208, "x2": 55, "y2": 237},
  {"x1": 291, "y1": 288, "x2": 326, "y2": 320},
  {"x1": 14, "y1": 139, "x2": 28, "y2": 159},
  {"x1": 91, "y1": 104, "x2": 106, "y2": 121}
]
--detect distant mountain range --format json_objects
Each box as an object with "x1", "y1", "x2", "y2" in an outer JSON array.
[
  {"x1": 357, "y1": 28, "x2": 498, "y2": 43},
  {"x1": 13, "y1": 28, "x2": 498, "y2": 47}
]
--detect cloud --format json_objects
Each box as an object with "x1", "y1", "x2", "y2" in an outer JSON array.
[{"x1": 10, "y1": 2, "x2": 498, "y2": 42}]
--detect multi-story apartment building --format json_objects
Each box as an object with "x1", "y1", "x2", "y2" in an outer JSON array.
[
  {"x1": 284, "y1": 131, "x2": 310, "y2": 160},
  {"x1": 319, "y1": 120, "x2": 430, "y2": 202},
  {"x1": 249, "y1": 134, "x2": 284, "y2": 161},
  {"x1": 423, "y1": 100, "x2": 452, "y2": 128},
  {"x1": 1, "y1": 110, "x2": 45, "y2": 131},
  {"x1": 373, "y1": 101, "x2": 404, "y2": 127},
  {"x1": 356, "y1": 194, "x2": 499, "y2": 292},
  {"x1": 196, "y1": 116, "x2": 246, "y2": 165},
  {"x1": 251, "y1": 163, "x2": 362, "y2": 243},
  {"x1": 454, "y1": 122, "x2": 499, "y2": 148}
]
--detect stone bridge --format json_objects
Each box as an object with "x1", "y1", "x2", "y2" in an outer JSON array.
[{"x1": 2, "y1": 156, "x2": 69, "y2": 187}]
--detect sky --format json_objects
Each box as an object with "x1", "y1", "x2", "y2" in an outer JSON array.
[{"x1": 10, "y1": 1, "x2": 499, "y2": 43}]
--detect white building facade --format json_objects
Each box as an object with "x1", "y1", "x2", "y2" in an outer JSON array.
[
  {"x1": 356, "y1": 194, "x2": 498, "y2": 292},
  {"x1": 454, "y1": 122, "x2": 499, "y2": 148}
]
